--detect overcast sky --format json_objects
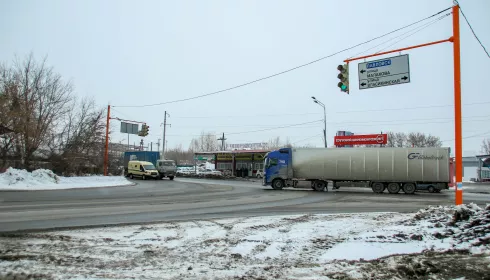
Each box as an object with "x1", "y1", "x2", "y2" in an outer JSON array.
[{"x1": 1, "y1": 0, "x2": 489, "y2": 155}]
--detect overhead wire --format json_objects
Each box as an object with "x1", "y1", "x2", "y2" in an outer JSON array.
[
  {"x1": 146, "y1": 101, "x2": 490, "y2": 120},
  {"x1": 441, "y1": 130, "x2": 490, "y2": 142},
  {"x1": 455, "y1": 1, "x2": 490, "y2": 59},
  {"x1": 374, "y1": 12, "x2": 451, "y2": 54},
  {"x1": 293, "y1": 134, "x2": 323, "y2": 145},
  {"x1": 113, "y1": 6, "x2": 453, "y2": 108},
  {"x1": 145, "y1": 116, "x2": 490, "y2": 138},
  {"x1": 170, "y1": 114, "x2": 490, "y2": 129},
  {"x1": 351, "y1": 12, "x2": 450, "y2": 58}
]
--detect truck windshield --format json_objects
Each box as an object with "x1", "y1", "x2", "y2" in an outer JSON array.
[{"x1": 143, "y1": 164, "x2": 156, "y2": 170}]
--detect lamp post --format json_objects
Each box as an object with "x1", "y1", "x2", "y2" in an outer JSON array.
[{"x1": 311, "y1": 96, "x2": 327, "y2": 148}]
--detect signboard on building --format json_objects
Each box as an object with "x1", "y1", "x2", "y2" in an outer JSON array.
[
  {"x1": 226, "y1": 143, "x2": 267, "y2": 150},
  {"x1": 334, "y1": 134, "x2": 388, "y2": 147},
  {"x1": 194, "y1": 155, "x2": 214, "y2": 161}
]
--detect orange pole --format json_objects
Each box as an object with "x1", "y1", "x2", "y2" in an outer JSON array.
[
  {"x1": 344, "y1": 38, "x2": 452, "y2": 63},
  {"x1": 453, "y1": 5, "x2": 463, "y2": 205},
  {"x1": 104, "y1": 105, "x2": 111, "y2": 176}
]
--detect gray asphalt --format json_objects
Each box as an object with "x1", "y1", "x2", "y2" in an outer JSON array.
[{"x1": 0, "y1": 178, "x2": 489, "y2": 232}]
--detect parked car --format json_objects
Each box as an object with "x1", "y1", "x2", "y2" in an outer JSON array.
[
  {"x1": 256, "y1": 170, "x2": 264, "y2": 178},
  {"x1": 198, "y1": 169, "x2": 223, "y2": 176}
]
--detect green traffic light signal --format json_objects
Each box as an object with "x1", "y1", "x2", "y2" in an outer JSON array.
[{"x1": 337, "y1": 64, "x2": 349, "y2": 93}]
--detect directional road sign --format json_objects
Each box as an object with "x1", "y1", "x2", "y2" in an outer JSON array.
[{"x1": 358, "y1": 54, "x2": 410, "y2": 90}]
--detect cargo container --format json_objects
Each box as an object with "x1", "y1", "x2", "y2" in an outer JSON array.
[{"x1": 263, "y1": 147, "x2": 452, "y2": 194}]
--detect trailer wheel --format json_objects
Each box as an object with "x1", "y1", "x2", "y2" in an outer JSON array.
[
  {"x1": 428, "y1": 186, "x2": 435, "y2": 193},
  {"x1": 403, "y1": 183, "x2": 416, "y2": 194},
  {"x1": 272, "y1": 179, "x2": 284, "y2": 190},
  {"x1": 387, "y1": 183, "x2": 401, "y2": 194},
  {"x1": 313, "y1": 180, "x2": 328, "y2": 192},
  {"x1": 371, "y1": 182, "x2": 385, "y2": 193}
]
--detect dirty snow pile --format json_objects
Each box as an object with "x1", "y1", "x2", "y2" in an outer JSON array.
[
  {"x1": 402, "y1": 203, "x2": 490, "y2": 250},
  {"x1": 1, "y1": 205, "x2": 489, "y2": 279},
  {"x1": 0, "y1": 204, "x2": 490, "y2": 279},
  {"x1": 0, "y1": 167, "x2": 133, "y2": 190}
]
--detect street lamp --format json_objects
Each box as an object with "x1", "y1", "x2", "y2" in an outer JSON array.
[{"x1": 311, "y1": 96, "x2": 327, "y2": 148}]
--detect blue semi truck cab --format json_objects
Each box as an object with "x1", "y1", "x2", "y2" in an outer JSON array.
[{"x1": 263, "y1": 148, "x2": 295, "y2": 189}]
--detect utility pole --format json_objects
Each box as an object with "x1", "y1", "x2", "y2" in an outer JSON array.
[
  {"x1": 156, "y1": 138, "x2": 161, "y2": 154},
  {"x1": 342, "y1": 4, "x2": 462, "y2": 204},
  {"x1": 162, "y1": 111, "x2": 171, "y2": 159},
  {"x1": 218, "y1": 133, "x2": 227, "y2": 151}
]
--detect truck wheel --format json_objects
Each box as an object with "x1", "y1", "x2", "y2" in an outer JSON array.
[
  {"x1": 371, "y1": 182, "x2": 385, "y2": 193},
  {"x1": 313, "y1": 180, "x2": 328, "y2": 192},
  {"x1": 387, "y1": 183, "x2": 401, "y2": 194},
  {"x1": 428, "y1": 186, "x2": 435, "y2": 193},
  {"x1": 169, "y1": 176, "x2": 174, "y2": 180},
  {"x1": 272, "y1": 179, "x2": 284, "y2": 190},
  {"x1": 403, "y1": 183, "x2": 416, "y2": 194},
  {"x1": 129, "y1": 174, "x2": 134, "y2": 179},
  {"x1": 142, "y1": 175, "x2": 146, "y2": 180}
]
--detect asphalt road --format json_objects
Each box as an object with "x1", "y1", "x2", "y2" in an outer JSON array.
[{"x1": 0, "y1": 179, "x2": 489, "y2": 232}]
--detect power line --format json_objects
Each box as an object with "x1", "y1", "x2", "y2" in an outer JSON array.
[
  {"x1": 226, "y1": 120, "x2": 323, "y2": 135},
  {"x1": 441, "y1": 130, "x2": 490, "y2": 142},
  {"x1": 456, "y1": 1, "x2": 490, "y2": 59},
  {"x1": 113, "y1": 6, "x2": 452, "y2": 108},
  {"x1": 352, "y1": 12, "x2": 450, "y2": 58},
  {"x1": 166, "y1": 114, "x2": 490, "y2": 129},
  {"x1": 293, "y1": 134, "x2": 322, "y2": 145},
  {"x1": 375, "y1": 12, "x2": 451, "y2": 54},
  {"x1": 145, "y1": 117, "x2": 490, "y2": 139},
  {"x1": 145, "y1": 101, "x2": 490, "y2": 120}
]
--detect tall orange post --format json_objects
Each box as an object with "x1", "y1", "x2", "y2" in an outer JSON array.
[
  {"x1": 452, "y1": 5, "x2": 463, "y2": 205},
  {"x1": 104, "y1": 105, "x2": 111, "y2": 176}
]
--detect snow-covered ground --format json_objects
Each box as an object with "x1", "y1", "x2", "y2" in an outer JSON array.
[
  {"x1": 0, "y1": 204, "x2": 489, "y2": 279},
  {"x1": 0, "y1": 168, "x2": 133, "y2": 191}
]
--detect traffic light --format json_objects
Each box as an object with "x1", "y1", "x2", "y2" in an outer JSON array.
[
  {"x1": 139, "y1": 124, "x2": 149, "y2": 137},
  {"x1": 337, "y1": 64, "x2": 349, "y2": 93}
]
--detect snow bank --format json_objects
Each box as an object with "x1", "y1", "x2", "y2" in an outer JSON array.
[
  {"x1": 1, "y1": 206, "x2": 489, "y2": 279},
  {"x1": 0, "y1": 167, "x2": 133, "y2": 190}
]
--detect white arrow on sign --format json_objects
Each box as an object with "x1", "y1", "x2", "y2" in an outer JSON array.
[{"x1": 358, "y1": 54, "x2": 410, "y2": 90}]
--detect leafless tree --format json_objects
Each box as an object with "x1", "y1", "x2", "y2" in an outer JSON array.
[
  {"x1": 165, "y1": 144, "x2": 194, "y2": 164},
  {"x1": 46, "y1": 97, "x2": 106, "y2": 174},
  {"x1": 384, "y1": 132, "x2": 441, "y2": 148},
  {"x1": 482, "y1": 138, "x2": 490, "y2": 154},
  {"x1": 0, "y1": 54, "x2": 74, "y2": 169},
  {"x1": 386, "y1": 132, "x2": 407, "y2": 147},
  {"x1": 188, "y1": 131, "x2": 218, "y2": 152}
]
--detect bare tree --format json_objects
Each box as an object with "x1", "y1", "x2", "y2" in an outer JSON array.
[
  {"x1": 188, "y1": 131, "x2": 218, "y2": 152},
  {"x1": 165, "y1": 144, "x2": 194, "y2": 164},
  {"x1": 482, "y1": 138, "x2": 490, "y2": 154},
  {"x1": 0, "y1": 54, "x2": 74, "y2": 169},
  {"x1": 46, "y1": 97, "x2": 106, "y2": 174},
  {"x1": 385, "y1": 131, "x2": 441, "y2": 148}
]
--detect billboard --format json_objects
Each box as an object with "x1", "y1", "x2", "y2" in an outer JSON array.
[
  {"x1": 334, "y1": 134, "x2": 387, "y2": 147},
  {"x1": 120, "y1": 122, "x2": 139, "y2": 135}
]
